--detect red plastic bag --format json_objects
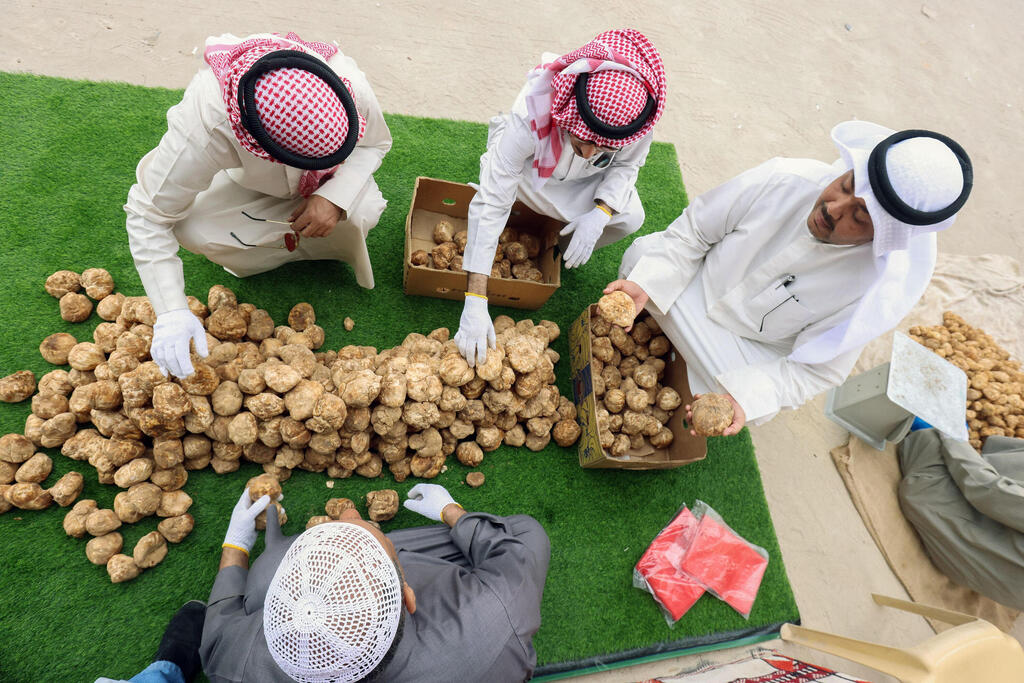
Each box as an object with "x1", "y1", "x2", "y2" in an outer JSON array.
[
  {"x1": 633, "y1": 506, "x2": 706, "y2": 625},
  {"x1": 678, "y1": 501, "x2": 769, "y2": 619}
]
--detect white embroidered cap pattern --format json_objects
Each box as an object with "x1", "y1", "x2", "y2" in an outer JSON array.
[{"x1": 264, "y1": 522, "x2": 403, "y2": 683}]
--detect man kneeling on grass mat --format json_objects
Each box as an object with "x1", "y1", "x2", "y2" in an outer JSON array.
[
  {"x1": 605, "y1": 121, "x2": 973, "y2": 435},
  {"x1": 98, "y1": 483, "x2": 550, "y2": 683},
  {"x1": 125, "y1": 32, "x2": 391, "y2": 381}
]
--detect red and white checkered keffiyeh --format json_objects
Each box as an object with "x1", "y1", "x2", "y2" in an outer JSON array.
[
  {"x1": 204, "y1": 33, "x2": 366, "y2": 197},
  {"x1": 524, "y1": 29, "x2": 666, "y2": 187}
]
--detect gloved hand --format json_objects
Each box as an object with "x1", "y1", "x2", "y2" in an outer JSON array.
[
  {"x1": 403, "y1": 483, "x2": 458, "y2": 522},
  {"x1": 453, "y1": 295, "x2": 495, "y2": 368},
  {"x1": 151, "y1": 308, "x2": 209, "y2": 379},
  {"x1": 222, "y1": 488, "x2": 273, "y2": 555},
  {"x1": 560, "y1": 205, "x2": 612, "y2": 269}
]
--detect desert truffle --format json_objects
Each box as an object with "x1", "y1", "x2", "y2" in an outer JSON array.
[
  {"x1": 456, "y1": 441, "x2": 484, "y2": 467},
  {"x1": 81, "y1": 268, "x2": 115, "y2": 299},
  {"x1": 63, "y1": 499, "x2": 98, "y2": 537},
  {"x1": 86, "y1": 508, "x2": 122, "y2": 536},
  {"x1": 433, "y1": 220, "x2": 456, "y2": 244},
  {"x1": 306, "y1": 515, "x2": 332, "y2": 529},
  {"x1": 466, "y1": 472, "x2": 485, "y2": 488},
  {"x1": 5, "y1": 482, "x2": 52, "y2": 510},
  {"x1": 287, "y1": 303, "x2": 316, "y2": 332},
  {"x1": 0, "y1": 371, "x2": 36, "y2": 403},
  {"x1": 344, "y1": 317, "x2": 355, "y2": 331},
  {"x1": 597, "y1": 291, "x2": 636, "y2": 328},
  {"x1": 158, "y1": 513, "x2": 195, "y2": 543},
  {"x1": 410, "y1": 250, "x2": 430, "y2": 266},
  {"x1": 366, "y1": 489, "x2": 399, "y2": 522},
  {"x1": 107, "y1": 554, "x2": 141, "y2": 583},
  {"x1": 40, "y1": 333, "x2": 79, "y2": 365},
  {"x1": 45, "y1": 270, "x2": 81, "y2": 298},
  {"x1": 15, "y1": 453, "x2": 52, "y2": 483},
  {"x1": 86, "y1": 532, "x2": 123, "y2": 565},
  {"x1": 133, "y1": 531, "x2": 169, "y2": 568},
  {"x1": 60, "y1": 292, "x2": 94, "y2": 323},
  {"x1": 325, "y1": 497, "x2": 356, "y2": 519},
  {"x1": 691, "y1": 394, "x2": 734, "y2": 436},
  {"x1": 552, "y1": 420, "x2": 582, "y2": 447},
  {"x1": 241, "y1": 475, "x2": 279, "y2": 505}
]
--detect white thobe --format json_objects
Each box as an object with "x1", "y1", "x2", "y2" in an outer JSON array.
[
  {"x1": 462, "y1": 56, "x2": 651, "y2": 275},
  {"x1": 621, "y1": 157, "x2": 879, "y2": 424},
  {"x1": 124, "y1": 45, "x2": 392, "y2": 315}
]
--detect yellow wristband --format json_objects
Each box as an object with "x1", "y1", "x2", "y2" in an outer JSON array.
[
  {"x1": 595, "y1": 202, "x2": 613, "y2": 217},
  {"x1": 222, "y1": 543, "x2": 250, "y2": 556},
  {"x1": 464, "y1": 292, "x2": 488, "y2": 301}
]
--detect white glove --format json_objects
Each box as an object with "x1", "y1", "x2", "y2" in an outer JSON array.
[
  {"x1": 403, "y1": 483, "x2": 457, "y2": 522},
  {"x1": 560, "y1": 205, "x2": 612, "y2": 269},
  {"x1": 453, "y1": 295, "x2": 495, "y2": 368},
  {"x1": 151, "y1": 308, "x2": 209, "y2": 379},
  {"x1": 222, "y1": 488, "x2": 273, "y2": 554}
]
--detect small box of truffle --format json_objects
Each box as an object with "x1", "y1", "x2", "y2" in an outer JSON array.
[
  {"x1": 403, "y1": 177, "x2": 563, "y2": 310},
  {"x1": 567, "y1": 304, "x2": 706, "y2": 469}
]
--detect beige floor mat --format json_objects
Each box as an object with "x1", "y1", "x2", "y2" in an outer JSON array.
[{"x1": 831, "y1": 251, "x2": 1024, "y2": 634}]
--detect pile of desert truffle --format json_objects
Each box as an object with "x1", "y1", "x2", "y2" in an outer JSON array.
[
  {"x1": 589, "y1": 292, "x2": 684, "y2": 456},
  {"x1": 305, "y1": 489, "x2": 399, "y2": 529},
  {"x1": 1, "y1": 270, "x2": 583, "y2": 580},
  {"x1": 410, "y1": 220, "x2": 548, "y2": 283},
  {"x1": 910, "y1": 312, "x2": 1024, "y2": 451}
]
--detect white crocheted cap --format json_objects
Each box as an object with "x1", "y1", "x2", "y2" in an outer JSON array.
[
  {"x1": 264, "y1": 522, "x2": 403, "y2": 683},
  {"x1": 831, "y1": 120, "x2": 965, "y2": 256}
]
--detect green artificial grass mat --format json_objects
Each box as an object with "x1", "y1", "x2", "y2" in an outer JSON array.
[{"x1": 0, "y1": 72, "x2": 799, "y2": 681}]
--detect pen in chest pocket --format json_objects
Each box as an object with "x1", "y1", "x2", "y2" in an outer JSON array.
[{"x1": 759, "y1": 275, "x2": 798, "y2": 333}]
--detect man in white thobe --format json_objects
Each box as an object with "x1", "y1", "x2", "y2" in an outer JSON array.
[
  {"x1": 124, "y1": 32, "x2": 391, "y2": 379},
  {"x1": 607, "y1": 121, "x2": 973, "y2": 433},
  {"x1": 455, "y1": 29, "x2": 667, "y2": 366}
]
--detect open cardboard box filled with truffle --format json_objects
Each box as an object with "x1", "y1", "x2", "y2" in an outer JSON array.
[
  {"x1": 403, "y1": 177, "x2": 563, "y2": 310},
  {"x1": 568, "y1": 303, "x2": 707, "y2": 470}
]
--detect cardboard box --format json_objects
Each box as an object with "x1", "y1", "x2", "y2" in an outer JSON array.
[
  {"x1": 403, "y1": 177, "x2": 563, "y2": 310},
  {"x1": 568, "y1": 305, "x2": 707, "y2": 469}
]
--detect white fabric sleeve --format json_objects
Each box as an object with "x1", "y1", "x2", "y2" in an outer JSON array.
[
  {"x1": 123, "y1": 75, "x2": 238, "y2": 315},
  {"x1": 625, "y1": 158, "x2": 782, "y2": 315},
  {"x1": 593, "y1": 132, "x2": 652, "y2": 213},
  {"x1": 715, "y1": 301, "x2": 864, "y2": 423},
  {"x1": 313, "y1": 54, "x2": 392, "y2": 212},
  {"x1": 462, "y1": 114, "x2": 536, "y2": 275}
]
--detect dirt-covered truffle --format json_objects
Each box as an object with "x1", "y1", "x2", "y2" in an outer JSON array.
[
  {"x1": 325, "y1": 497, "x2": 356, "y2": 519},
  {"x1": 86, "y1": 532, "x2": 123, "y2": 565},
  {"x1": 456, "y1": 441, "x2": 484, "y2": 467},
  {"x1": 410, "y1": 250, "x2": 430, "y2": 266},
  {"x1": 15, "y1": 453, "x2": 52, "y2": 484},
  {"x1": 81, "y1": 268, "x2": 115, "y2": 300},
  {"x1": 40, "y1": 333, "x2": 78, "y2": 365},
  {"x1": 691, "y1": 394, "x2": 734, "y2": 437},
  {"x1": 0, "y1": 371, "x2": 36, "y2": 403},
  {"x1": 366, "y1": 489, "x2": 399, "y2": 522},
  {"x1": 597, "y1": 291, "x2": 636, "y2": 328},
  {"x1": 287, "y1": 303, "x2": 316, "y2": 332},
  {"x1": 247, "y1": 474, "x2": 282, "y2": 502},
  {"x1": 86, "y1": 508, "x2": 122, "y2": 536},
  {"x1": 60, "y1": 292, "x2": 94, "y2": 323},
  {"x1": 433, "y1": 220, "x2": 456, "y2": 244},
  {"x1": 466, "y1": 472, "x2": 485, "y2": 488},
  {"x1": 133, "y1": 531, "x2": 168, "y2": 569},
  {"x1": 107, "y1": 553, "x2": 141, "y2": 583},
  {"x1": 158, "y1": 513, "x2": 195, "y2": 543},
  {"x1": 552, "y1": 420, "x2": 581, "y2": 447}
]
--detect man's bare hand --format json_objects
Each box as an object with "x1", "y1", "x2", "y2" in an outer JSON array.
[
  {"x1": 684, "y1": 393, "x2": 747, "y2": 437},
  {"x1": 288, "y1": 195, "x2": 345, "y2": 238},
  {"x1": 602, "y1": 279, "x2": 650, "y2": 331}
]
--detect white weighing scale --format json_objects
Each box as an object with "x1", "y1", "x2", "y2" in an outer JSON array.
[{"x1": 825, "y1": 331, "x2": 969, "y2": 450}]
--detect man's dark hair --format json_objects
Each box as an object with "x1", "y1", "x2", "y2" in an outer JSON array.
[{"x1": 361, "y1": 558, "x2": 407, "y2": 681}]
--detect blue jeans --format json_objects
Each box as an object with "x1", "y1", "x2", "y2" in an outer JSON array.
[{"x1": 95, "y1": 660, "x2": 185, "y2": 683}]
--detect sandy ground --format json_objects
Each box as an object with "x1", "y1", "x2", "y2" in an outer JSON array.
[{"x1": 4, "y1": 1, "x2": 1023, "y2": 681}]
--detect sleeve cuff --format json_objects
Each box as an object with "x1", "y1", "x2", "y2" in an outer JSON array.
[
  {"x1": 715, "y1": 364, "x2": 781, "y2": 424},
  {"x1": 626, "y1": 258, "x2": 685, "y2": 317}
]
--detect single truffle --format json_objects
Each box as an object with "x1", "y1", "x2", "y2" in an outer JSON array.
[
  {"x1": 0, "y1": 371, "x2": 36, "y2": 403},
  {"x1": 366, "y1": 489, "x2": 399, "y2": 522},
  {"x1": 325, "y1": 497, "x2": 356, "y2": 519},
  {"x1": 433, "y1": 220, "x2": 456, "y2": 244},
  {"x1": 597, "y1": 291, "x2": 636, "y2": 328},
  {"x1": 158, "y1": 513, "x2": 195, "y2": 543},
  {"x1": 5, "y1": 482, "x2": 53, "y2": 510},
  {"x1": 287, "y1": 303, "x2": 316, "y2": 332},
  {"x1": 81, "y1": 268, "x2": 115, "y2": 299},
  {"x1": 107, "y1": 554, "x2": 141, "y2": 583},
  {"x1": 60, "y1": 292, "x2": 94, "y2": 323},
  {"x1": 40, "y1": 333, "x2": 78, "y2": 365},
  {"x1": 247, "y1": 474, "x2": 282, "y2": 502},
  {"x1": 45, "y1": 270, "x2": 82, "y2": 298},
  {"x1": 552, "y1": 420, "x2": 582, "y2": 447},
  {"x1": 86, "y1": 532, "x2": 123, "y2": 565},
  {"x1": 691, "y1": 394, "x2": 734, "y2": 437},
  {"x1": 133, "y1": 530, "x2": 169, "y2": 568},
  {"x1": 466, "y1": 472, "x2": 485, "y2": 488}
]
